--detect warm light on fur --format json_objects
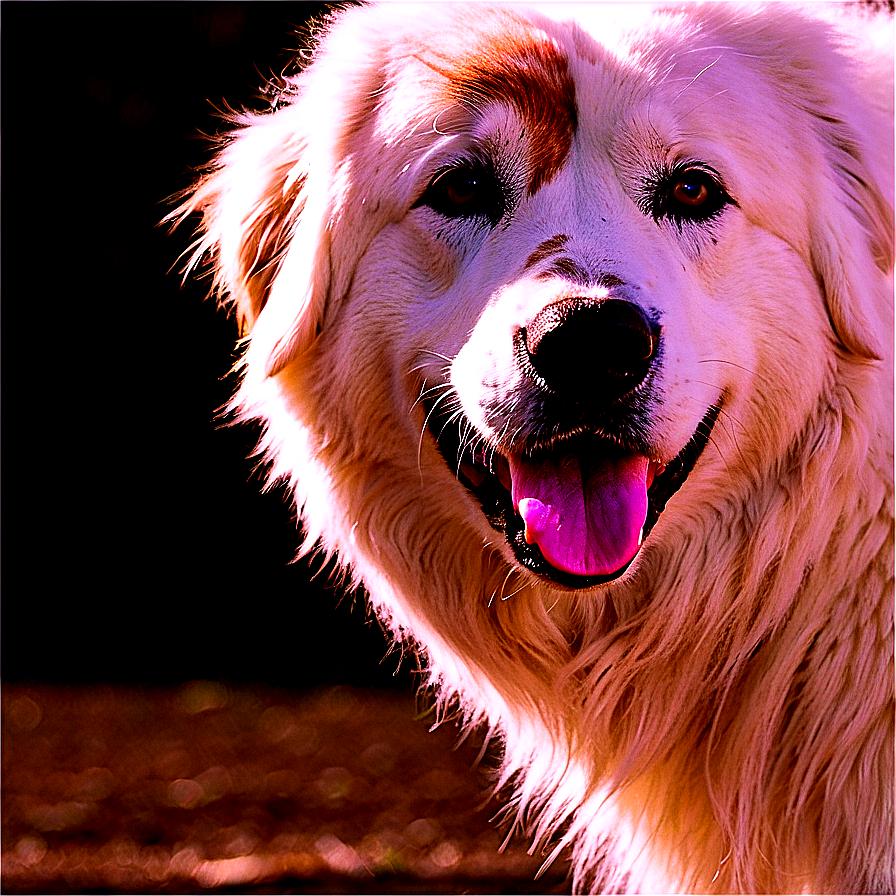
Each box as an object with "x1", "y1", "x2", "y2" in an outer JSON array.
[{"x1": 173, "y1": 3, "x2": 894, "y2": 892}]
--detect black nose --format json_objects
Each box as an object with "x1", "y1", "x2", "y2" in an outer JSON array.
[{"x1": 523, "y1": 298, "x2": 659, "y2": 402}]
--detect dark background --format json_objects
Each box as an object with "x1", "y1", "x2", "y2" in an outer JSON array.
[{"x1": 2, "y1": 2, "x2": 414, "y2": 690}]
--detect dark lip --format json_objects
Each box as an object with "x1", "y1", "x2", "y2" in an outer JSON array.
[{"x1": 425, "y1": 396, "x2": 723, "y2": 590}]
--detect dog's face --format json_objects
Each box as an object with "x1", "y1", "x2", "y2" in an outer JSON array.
[
  {"x1": 186, "y1": 2, "x2": 890, "y2": 605},
  {"x1": 221, "y1": 3, "x2": 885, "y2": 596},
  {"x1": 391, "y1": 93, "x2": 736, "y2": 589}
]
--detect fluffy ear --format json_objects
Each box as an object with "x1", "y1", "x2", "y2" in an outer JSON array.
[
  {"x1": 172, "y1": 99, "x2": 333, "y2": 376},
  {"x1": 805, "y1": 17, "x2": 894, "y2": 361},
  {"x1": 172, "y1": 3, "x2": 399, "y2": 378},
  {"x1": 809, "y1": 120, "x2": 894, "y2": 361}
]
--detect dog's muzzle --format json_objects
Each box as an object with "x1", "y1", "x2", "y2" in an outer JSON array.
[{"x1": 426, "y1": 296, "x2": 721, "y2": 590}]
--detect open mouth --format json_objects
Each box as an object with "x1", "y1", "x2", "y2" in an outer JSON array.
[{"x1": 426, "y1": 398, "x2": 722, "y2": 590}]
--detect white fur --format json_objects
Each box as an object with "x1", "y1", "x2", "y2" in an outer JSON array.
[{"x1": 174, "y1": 4, "x2": 894, "y2": 892}]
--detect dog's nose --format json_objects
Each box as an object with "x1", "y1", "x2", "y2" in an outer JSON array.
[{"x1": 524, "y1": 298, "x2": 658, "y2": 402}]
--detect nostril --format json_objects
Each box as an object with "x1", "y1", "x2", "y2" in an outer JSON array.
[{"x1": 523, "y1": 298, "x2": 659, "y2": 401}]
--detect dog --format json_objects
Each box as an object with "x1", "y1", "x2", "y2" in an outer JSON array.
[{"x1": 173, "y1": 3, "x2": 894, "y2": 891}]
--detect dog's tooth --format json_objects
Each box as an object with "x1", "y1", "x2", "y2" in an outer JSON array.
[
  {"x1": 460, "y1": 459, "x2": 487, "y2": 487},
  {"x1": 646, "y1": 460, "x2": 666, "y2": 490},
  {"x1": 493, "y1": 455, "x2": 512, "y2": 491}
]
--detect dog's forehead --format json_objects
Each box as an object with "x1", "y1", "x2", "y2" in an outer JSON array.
[
  {"x1": 444, "y1": 31, "x2": 577, "y2": 195},
  {"x1": 388, "y1": 7, "x2": 581, "y2": 195},
  {"x1": 352, "y1": 1, "x2": 806, "y2": 233},
  {"x1": 375, "y1": 5, "x2": 733, "y2": 182}
]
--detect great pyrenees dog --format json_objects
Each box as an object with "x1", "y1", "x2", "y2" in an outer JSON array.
[{"x1": 174, "y1": 2, "x2": 894, "y2": 892}]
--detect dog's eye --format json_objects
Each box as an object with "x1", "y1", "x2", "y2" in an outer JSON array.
[
  {"x1": 651, "y1": 166, "x2": 732, "y2": 222},
  {"x1": 414, "y1": 164, "x2": 505, "y2": 225},
  {"x1": 671, "y1": 178, "x2": 709, "y2": 207}
]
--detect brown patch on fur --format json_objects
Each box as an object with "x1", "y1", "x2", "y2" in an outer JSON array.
[
  {"x1": 523, "y1": 234, "x2": 570, "y2": 271},
  {"x1": 535, "y1": 256, "x2": 592, "y2": 284},
  {"x1": 447, "y1": 27, "x2": 578, "y2": 195},
  {"x1": 535, "y1": 262, "x2": 628, "y2": 292},
  {"x1": 594, "y1": 272, "x2": 626, "y2": 291},
  {"x1": 525, "y1": 237, "x2": 630, "y2": 289}
]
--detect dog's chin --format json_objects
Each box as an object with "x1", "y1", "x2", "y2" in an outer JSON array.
[{"x1": 427, "y1": 400, "x2": 722, "y2": 591}]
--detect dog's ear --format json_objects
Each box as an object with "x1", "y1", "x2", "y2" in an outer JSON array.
[
  {"x1": 809, "y1": 115, "x2": 893, "y2": 361},
  {"x1": 802, "y1": 17, "x2": 894, "y2": 361},
  {"x1": 172, "y1": 5, "x2": 401, "y2": 379},
  {"x1": 734, "y1": 4, "x2": 894, "y2": 361},
  {"x1": 172, "y1": 100, "x2": 333, "y2": 376}
]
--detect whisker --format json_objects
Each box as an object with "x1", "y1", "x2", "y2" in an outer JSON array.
[
  {"x1": 409, "y1": 361, "x2": 447, "y2": 378},
  {"x1": 501, "y1": 575, "x2": 528, "y2": 601},
  {"x1": 417, "y1": 348, "x2": 455, "y2": 365},
  {"x1": 689, "y1": 400, "x2": 740, "y2": 479},
  {"x1": 686, "y1": 388, "x2": 748, "y2": 471},
  {"x1": 495, "y1": 568, "x2": 517, "y2": 603},
  {"x1": 457, "y1": 419, "x2": 485, "y2": 477},
  {"x1": 417, "y1": 387, "x2": 460, "y2": 478},
  {"x1": 698, "y1": 358, "x2": 756, "y2": 375},
  {"x1": 705, "y1": 434, "x2": 731, "y2": 477},
  {"x1": 683, "y1": 45, "x2": 761, "y2": 60},
  {"x1": 681, "y1": 88, "x2": 731, "y2": 118},
  {"x1": 673, "y1": 55, "x2": 721, "y2": 101},
  {"x1": 411, "y1": 381, "x2": 452, "y2": 414},
  {"x1": 713, "y1": 407, "x2": 749, "y2": 471}
]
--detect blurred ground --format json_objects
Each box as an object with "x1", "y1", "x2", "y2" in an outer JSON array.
[{"x1": 2, "y1": 683, "x2": 572, "y2": 894}]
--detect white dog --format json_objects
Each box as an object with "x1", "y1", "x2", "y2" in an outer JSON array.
[{"x1": 175, "y1": 3, "x2": 894, "y2": 892}]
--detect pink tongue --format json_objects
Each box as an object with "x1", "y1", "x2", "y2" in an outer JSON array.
[{"x1": 509, "y1": 452, "x2": 649, "y2": 578}]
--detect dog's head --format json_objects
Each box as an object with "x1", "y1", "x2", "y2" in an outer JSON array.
[
  {"x1": 178, "y1": 2, "x2": 891, "y2": 601},
  {"x1": 175, "y1": 8, "x2": 893, "y2": 888}
]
